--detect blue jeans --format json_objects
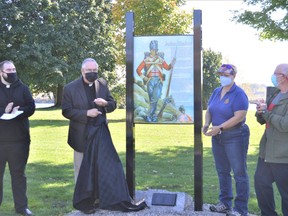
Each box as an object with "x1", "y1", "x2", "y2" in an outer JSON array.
[
  {"x1": 254, "y1": 158, "x2": 288, "y2": 216},
  {"x1": 147, "y1": 77, "x2": 163, "y2": 119},
  {"x1": 212, "y1": 124, "x2": 250, "y2": 216}
]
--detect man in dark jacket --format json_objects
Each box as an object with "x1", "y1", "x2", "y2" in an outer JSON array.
[
  {"x1": 62, "y1": 58, "x2": 146, "y2": 214},
  {"x1": 0, "y1": 60, "x2": 35, "y2": 216}
]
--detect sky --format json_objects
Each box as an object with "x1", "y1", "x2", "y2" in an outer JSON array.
[{"x1": 184, "y1": 0, "x2": 288, "y2": 86}]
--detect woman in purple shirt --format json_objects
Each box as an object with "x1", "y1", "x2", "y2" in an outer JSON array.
[{"x1": 203, "y1": 64, "x2": 250, "y2": 216}]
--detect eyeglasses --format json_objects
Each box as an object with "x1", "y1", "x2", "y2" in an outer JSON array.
[{"x1": 274, "y1": 73, "x2": 284, "y2": 77}]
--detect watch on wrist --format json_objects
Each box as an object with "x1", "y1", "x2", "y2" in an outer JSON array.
[{"x1": 218, "y1": 126, "x2": 223, "y2": 134}]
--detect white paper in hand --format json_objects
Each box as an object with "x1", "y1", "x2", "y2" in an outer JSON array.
[{"x1": 0, "y1": 110, "x2": 24, "y2": 120}]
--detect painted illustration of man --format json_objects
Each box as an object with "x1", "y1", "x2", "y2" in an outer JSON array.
[{"x1": 136, "y1": 40, "x2": 176, "y2": 122}]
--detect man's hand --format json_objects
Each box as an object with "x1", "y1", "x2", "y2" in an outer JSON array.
[
  {"x1": 87, "y1": 108, "x2": 102, "y2": 117},
  {"x1": 5, "y1": 102, "x2": 14, "y2": 113},
  {"x1": 11, "y1": 106, "x2": 20, "y2": 114},
  {"x1": 250, "y1": 99, "x2": 267, "y2": 114},
  {"x1": 93, "y1": 98, "x2": 108, "y2": 107},
  {"x1": 256, "y1": 102, "x2": 267, "y2": 114}
]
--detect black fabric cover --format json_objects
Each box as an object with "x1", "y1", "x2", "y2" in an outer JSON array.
[{"x1": 73, "y1": 116, "x2": 130, "y2": 210}]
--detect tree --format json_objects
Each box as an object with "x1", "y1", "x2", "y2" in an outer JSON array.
[
  {"x1": 233, "y1": 0, "x2": 288, "y2": 41},
  {"x1": 0, "y1": 0, "x2": 117, "y2": 106},
  {"x1": 202, "y1": 49, "x2": 222, "y2": 110},
  {"x1": 112, "y1": 0, "x2": 193, "y2": 65}
]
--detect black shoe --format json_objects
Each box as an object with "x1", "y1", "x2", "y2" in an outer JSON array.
[
  {"x1": 81, "y1": 208, "x2": 96, "y2": 214},
  {"x1": 17, "y1": 208, "x2": 33, "y2": 216},
  {"x1": 119, "y1": 200, "x2": 147, "y2": 212}
]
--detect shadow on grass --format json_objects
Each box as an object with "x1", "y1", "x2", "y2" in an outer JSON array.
[
  {"x1": 30, "y1": 119, "x2": 69, "y2": 128},
  {"x1": 1, "y1": 145, "x2": 261, "y2": 216},
  {"x1": 122, "y1": 145, "x2": 259, "y2": 192},
  {"x1": 1, "y1": 162, "x2": 75, "y2": 216},
  {"x1": 35, "y1": 106, "x2": 59, "y2": 111},
  {"x1": 122, "y1": 145, "x2": 260, "y2": 215},
  {"x1": 108, "y1": 119, "x2": 126, "y2": 123},
  {"x1": 29, "y1": 118, "x2": 125, "y2": 128}
]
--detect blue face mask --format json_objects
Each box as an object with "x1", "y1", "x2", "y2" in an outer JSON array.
[
  {"x1": 271, "y1": 74, "x2": 278, "y2": 87},
  {"x1": 220, "y1": 76, "x2": 232, "y2": 87}
]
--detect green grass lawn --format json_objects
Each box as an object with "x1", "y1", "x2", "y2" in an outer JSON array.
[{"x1": 0, "y1": 108, "x2": 282, "y2": 216}]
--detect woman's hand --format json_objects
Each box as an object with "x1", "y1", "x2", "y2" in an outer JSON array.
[
  {"x1": 202, "y1": 125, "x2": 209, "y2": 134},
  {"x1": 204, "y1": 125, "x2": 222, "y2": 136}
]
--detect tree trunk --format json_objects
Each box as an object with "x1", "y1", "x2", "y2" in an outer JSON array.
[{"x1": 54, "y1": 84, "x2": 63, "y2": 107}]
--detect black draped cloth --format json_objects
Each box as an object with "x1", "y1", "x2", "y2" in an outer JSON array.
[{"x1": 73, "y1": 116, "x2": 131, "y2": 211}]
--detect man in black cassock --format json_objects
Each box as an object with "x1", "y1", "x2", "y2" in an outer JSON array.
[
  {"x1": 0, "y1": 60, "x2": 35, "y2": 216},
  {"x1": 62, "y1": 58, "x2": 146, "y2": 214}
]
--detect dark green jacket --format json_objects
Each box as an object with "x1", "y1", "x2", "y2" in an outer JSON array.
[{"x1": 256, "y1": 88, "x2": 288, "y2": 163}]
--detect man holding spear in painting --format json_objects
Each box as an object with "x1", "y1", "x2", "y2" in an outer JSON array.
[{"x1": 136, "y1": 40, "x2": 176, "y2": 122}]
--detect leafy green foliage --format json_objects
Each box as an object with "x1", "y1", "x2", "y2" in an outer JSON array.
[
  {"x1": 202, "y1": 49, "x2": 222, "y2": 109},
  {"x1": 0, "y1": 0, "x2": 117, "y2": 101},
  {"x1": 111, "y1": 82, "x2": 126, "y2": 108},
  {"x1": 233, "y1": 0, "x2": 288, "y2": 41},
  {"x1": 112, "y1": 0, "x2": 193, "y2": 65}
]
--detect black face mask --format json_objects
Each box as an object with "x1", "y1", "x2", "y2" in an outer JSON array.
[
  {"x1": 3, "y1": 72, "x2": 18, "y2": 84},
  {"x1": 85, "y1": 72, "x2": 98, "y2": 83}
]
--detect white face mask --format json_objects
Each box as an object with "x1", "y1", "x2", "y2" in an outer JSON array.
[{"x1": 220, "y1": 76, "x2": 232, "y2": 87}]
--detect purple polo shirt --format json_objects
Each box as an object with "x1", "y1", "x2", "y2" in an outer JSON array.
[{"x1": 208, "y1": 83, "x2": 248, "y2": 126}]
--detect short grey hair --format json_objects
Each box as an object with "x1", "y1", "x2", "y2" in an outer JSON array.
[
  {"x1": 0, "y1": 60, "x2": 14, "y2": 71},
  {"x1": 277, "y1": 63, "x2": 288, "y2": 76},
  {"x1": 81, "y1": 58, "x2": 97, "y2": 69}
]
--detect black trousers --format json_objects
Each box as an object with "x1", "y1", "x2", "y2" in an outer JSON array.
[
  {"x1": 254, "y1": 157, "x2": 288, "y2": 216},
  {"x1": 0, "y1": 143, "x2": 29, "y2": 212}
]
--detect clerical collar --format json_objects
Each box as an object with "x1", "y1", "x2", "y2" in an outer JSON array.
[{"x1": 82, "y1": 77, "x2": 94, "y2": 87}]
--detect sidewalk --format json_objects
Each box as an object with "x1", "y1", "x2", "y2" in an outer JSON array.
[{"x1": 65, "y1": 189, "x2": 258, "y2": 216}]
